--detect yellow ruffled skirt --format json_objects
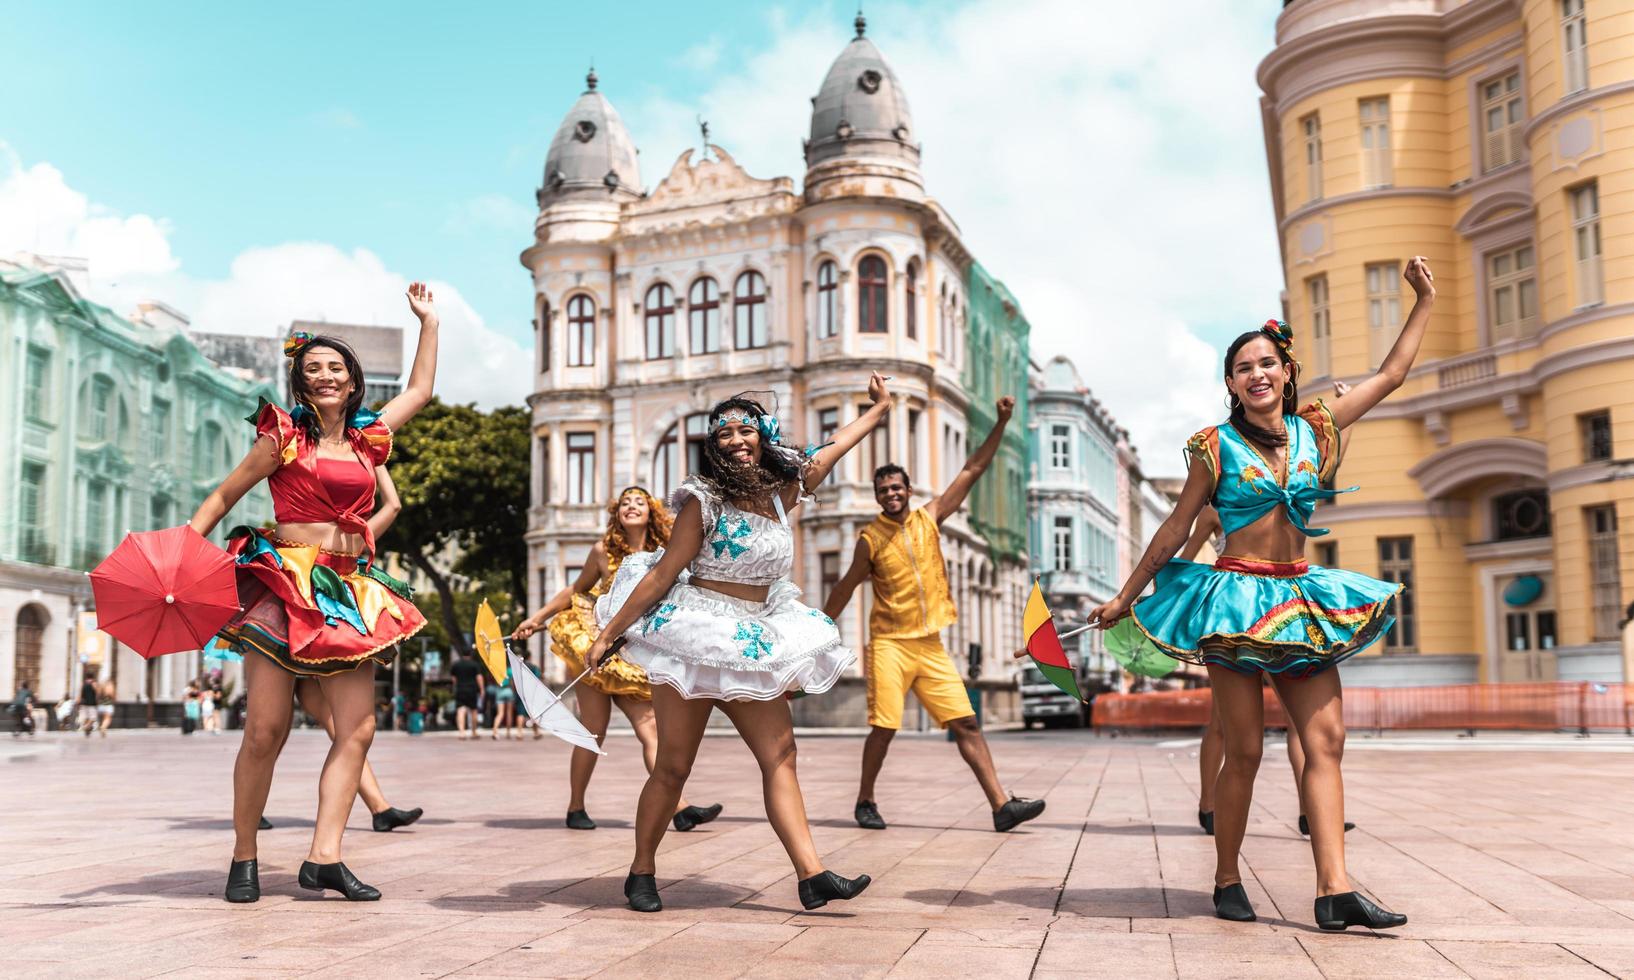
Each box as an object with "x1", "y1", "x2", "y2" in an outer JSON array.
[{"x1": 547, "y1": 593, "x2": 652, "y2": 700}]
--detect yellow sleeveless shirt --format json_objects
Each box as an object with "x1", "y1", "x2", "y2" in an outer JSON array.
[{"x1": 860, "y1": 508, "x2": 957, "y2": 640}]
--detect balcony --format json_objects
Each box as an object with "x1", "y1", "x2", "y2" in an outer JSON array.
[
  {"x1": 17, "y1": 531, "x2": 56, "y2": 566},
  {"x1": 1438, "y1": 352, "x2": 1498, "y2": 389}
]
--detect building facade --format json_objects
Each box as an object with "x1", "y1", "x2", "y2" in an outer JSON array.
[
  {"x1": 192, "y1": 320, "x2": 405, "y2": 406},
  {"x1": 1, "y1": 256, "x2": 278, "y2": 707},
  {"x1": 521, "y1": 16, "x2": 1033, "y2": 724},
  {"x1": 1259, "y1": 0, "x2": 1634, "y2": 685}
]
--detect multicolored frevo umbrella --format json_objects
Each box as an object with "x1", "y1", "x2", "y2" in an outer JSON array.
[{"x1": 1021, "y1": 581, "x2": 1084, "y2": 701}]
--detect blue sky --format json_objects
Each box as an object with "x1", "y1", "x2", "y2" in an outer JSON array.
[{"x1": 1, "y1": 0, "x2": 1285, "y2": 472}]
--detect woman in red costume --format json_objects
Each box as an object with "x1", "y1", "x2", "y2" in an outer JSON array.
[{"x1": 190, "y1": 282, "x2": 439, "y2": 903}]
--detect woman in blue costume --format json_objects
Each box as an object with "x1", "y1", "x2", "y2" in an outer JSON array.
[{"x1": 1091, "y1": 256, "x2": 1435, "y2": 931}]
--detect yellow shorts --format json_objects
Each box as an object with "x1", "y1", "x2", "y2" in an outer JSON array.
[{"x1": 865, "y1": 634, "x2": 974, "y2": 730}]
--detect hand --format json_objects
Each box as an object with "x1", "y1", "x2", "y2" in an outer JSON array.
[
  {"x1": 406, "y1": 281, "x2": 438, "y2": 323},
  {"x1": 995, "y1": 395, "x2": 1016, "y2": 422},
  {"x1": 1332, "y1": 380, "x2": 1351, "y2": 398},
  {"x1": 586, "y1": 636, "x2": 612, "y2": 672},
  {"x1": 866, "y1": 372, "x2": 891, "y2": 407},
  {"x1": 1403, "y1": 256, "x2": 1435, "y2": 301},
  {"x1": 511, "y1": 619, "x2": 540, "y2": 641},
  {"x1": 1087, "y1": 596, "x2": 1131, "y2": 629}
]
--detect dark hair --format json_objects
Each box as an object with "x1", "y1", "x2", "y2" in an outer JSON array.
[
  {"x1": 1223, "y1": 329, "x2": 1297, "y2": 448},
  {"x1": 694, "y1": 396, "x2": 809, "y2": 504},
  {"x1": 287, "y1": 336, "x2": 366, "y2": 436},
  {"x1": 872, "y1": 463, "x2": 910, "y2": 489}
]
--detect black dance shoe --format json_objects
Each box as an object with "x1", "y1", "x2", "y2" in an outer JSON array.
[
  {"x1": 854, "y1": 800, "x2": 887, "y2": 830},
  {"x1": 372, "y1": 806, "x2": 423, "y2": 832},
  {"x1": 257, "y1": 817, "x2": 274, "y2": 830},
  {"x1": 297, "y1": 861, "x2": 381, "y2": 901},
  {"x1": 1198, "y1": 810, "x2": 1215, "y2": 836},
  {"x1": 672, "y1": 803, "x2": 723, "y2": 832},
  {"x1": 624, "y1": 873, "x2": 662, "y2": 913},
  {"x1": 798, "y1": 870, "x2": 872, "y2": 911},
  {"x1": 565, "y1": 809, "x2": 596, "y2": 830},
  {"x1": 1298, "y1": 815, "x2": 1356, "y2": 836},
  {"x1": 1212, "y1": 883, "x2": 1257, "y2": 922},
  {"x1": 993, "y1": 796, "x2": 1046, "y2": 832},
  {"x1": 1315, "y1": 891, "x2": 1406, "y2": 931},
  {"x1": 224, "y1": 859, "x2": 260, "y2": 904}
]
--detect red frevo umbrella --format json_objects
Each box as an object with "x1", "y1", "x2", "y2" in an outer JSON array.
[{"x1": 89, "y1": 526, "x2": 239, "y2": 659}]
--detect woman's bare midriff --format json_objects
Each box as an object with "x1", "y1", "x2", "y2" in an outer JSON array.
[
  {"x1": 1219, "y1": 511, "x2": 1309, "y2": 565},
  {"x1": 275, "y1": 522, "x2": 365, "y2": 556},
  {"x1": 690, "y1": 577, "x2": 770, "y2": 604}
]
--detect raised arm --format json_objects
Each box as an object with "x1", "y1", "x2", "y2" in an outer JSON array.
[
  {"x1": 585, "y1": 497, "x2": 705, "y2": 669},
  {"x1": 928, "y1": 395, "x2": 1015, "y2": 525},
  {"x1": 822, "y1": 537, "x2": 874, "y2": 621},
  {"x1": 794, "y1": 372, "x2": 891, "y2": 502},
  {"x1": 1324, "y1": 256, "x2": 1435, "y2": 431},
  {"x1": 1087, "y1": 458, "x2": 1214, "y2": 628},
  {"x1": 367, "y1": 466, "x2": 402, "y2": 544},
  {"x1": 1176, "y1": 505, "x2": 1221, "y2": 562},
  {"x1": 512, "y1": 544, "x2": 607, "y2": 640},
  {"x1": 187, "y1": 439, "x2": 281, "y2": 538},
  {"x1": 377, "y1": 281, "x2": 440, "y2": 432}
]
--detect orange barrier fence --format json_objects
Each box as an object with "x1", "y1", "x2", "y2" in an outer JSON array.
[{"x1": 1092, "y1": 681, "x2": 1634, "y2": 733}]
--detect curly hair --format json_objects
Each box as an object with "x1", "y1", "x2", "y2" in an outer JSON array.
[
  {"x1": 603, "y1": 487, "x2": 671, "y2": 564},
  {"x1": 693, "y1": 396, "x2": 815, "y2": 505}
]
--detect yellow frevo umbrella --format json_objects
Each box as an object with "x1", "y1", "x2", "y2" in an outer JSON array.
[{"x1": 473, "y1": 598, "x2": 509, "y2": 684}]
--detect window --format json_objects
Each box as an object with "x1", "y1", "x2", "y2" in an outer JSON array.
[
  {"x1": 1052, "y1": 516, "x2": 1074, "y2": 572},
  {"x1": 1571, "y1": 182, "x2": 1602, "y2": 307},
  {"x1": 1308, "y1": 275, "x2": 1331, "y2": 377},
  {"x1": 1493, "y1": 489, "x2": 1551, "y2": 541},
  {"x1": 1481, "y1": 72, "x2": 1524, "y2": 172},
  {"x1": 19, "y1": 462, "x2": 47, "y2": 562},
  {"x1": 652, "y1": 414, "x2": 709, "y2": 498},
  {"x1": 1562, "y1": 0, "x2": 1588, "y2": 94},
  {"x1": 537, "y1": 300, "x2": 551, "y2": 374},
  {"x1": 1488, "y1": 244, "x2": 1538, "y2": 341},
  {"x1": 15, "y1": 605, "x2": 45, "y2": 694},
  {"x1": 688, "y1": 278, "x2": 720, "y2": 354},
  {"x1": 1302, "y1": 113, "x2": 1323, "y2": 202},
  {"x1": 1378, "y1": 537, "x2": 1416, "y2": 652},
  {"x1": 87, "y1": 376, "x2": 114, "y2": 442},
  {"x1": 149, "y1": 495, "x2": 170, "y2": 530},
  {"x1": 820, "y1": 551, "x2": 841, "y2": 600},
  {"x1": 84, "y1": 479, "x2": 108, "y2": 560},
  {"x1": 1050, "y1": 424, "x2": 1071, "y2": 470},
  {"x1": 566, "y1": 295, "x2": 596, "y2": 367},
  {"x1": 197, "y1": 423, "x2": 224, "y2": 481},
  {"x1": 816, "y1": 407, "x2": 840, "y2": 484},
  {"x1": 24, "y1": 347, "x2": 50, "y2": 420},
  {"x1": 1581, "y1": 410, "x2": 1612, "y2": 463},
  {"x1": 733, "y1": 271, "x2": 767, "y2": 349},
  {"x1": 1366, "y1": 262, "x2": 1401, "y2": 368},
  {"x1": 907, "y1": 408, "x2": 922, "y2": 478},
  {"x1": 1315, "y1": 541, "x2": 1338, "y2": 568},
  {"x1": 815, "y1": 262, "x2": 838, "y2": 340},
  {"x1": 858, "y1": 255, "x2": 888, "y2": 333},
  {"x1": 861, "y1": 402, "x2": 890, "y2": 478},
  {"x1": 150, "y1": 399, "x2": 172, "y2": 458},
  {"x1": 904, "y1": 260, "x2": 919, "y2": 339},
  {"x1": 643, "y1": 283, "x2": 676, "y2": 360},
  {"x1": 1359, "y1": 97, "x2": 1392, "y2": 189},
  {"x1": 1587, "y1": 505, "x2": 1621, "y2": 641},
  {"x1": 566, "y1": 433, "x2": 595, "y2": 504}
]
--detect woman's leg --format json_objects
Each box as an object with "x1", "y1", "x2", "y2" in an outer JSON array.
[
  {"x1": 296, "y1": 679, "x2": 392, "y2": 815},
  {"x1": 568, "y1": 686, "x2": 613, "y2": 812},
  {"x1": 306, "y1": 665, "x2": 377, "y2": 864},
  {"x1": 1207, "y1": 664, "x2": 1266, "y2": 888},
  {"x1": 717, "y1": 697, "x2": 823, "y2": 880},
  {"x1": 615, "y1": 695, "x2": 691, "y2": 812},
  {"x1": 232, "y1": 655, "x2": 296, "y2": 861},
  {"x1": 630, "y1": 687, "x2": 714, "y2": 875},
  {"x1": 1270, "y1": 668, "x2": 1349, "y2": 895},
  {"x1": 1198, "y1": 699, "x2": 1225, "y2": 815}
]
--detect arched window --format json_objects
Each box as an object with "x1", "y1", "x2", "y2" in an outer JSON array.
[
  {"x1": 904, "y1": 259, "x2": 919, "y2": 339},
  {"x1": 81, "y1": 375, "x2": 116, "y2": 443},
  {"x1": 652, "y1": 413, "x2": 710, "y2": 498},
  {"x1": 566, "y1": 294, "x2": 596, "y2": 367},
  {"x1": 858, "y1": 255, "x2": 888, "y2": 333},
  {"x1": 537, "y1": 298, "x2": 551, "y2": 374},
  {"x1": 734, "y1": 271, "x2": 768, "y2": 349},
  {"x1": 644, "y1": 283, "x2": 676, "y2": 360},
  {"x1": 15, "y1": 605, "x2": 46, "y2": 694},
  {"x1": 688, "y1": 278, "x2": 720, "y2": 354},
  {"x1": 816, "y1": 261, "x2": 838, "y2": 339}
]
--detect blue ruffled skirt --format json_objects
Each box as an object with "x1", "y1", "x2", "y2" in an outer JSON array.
[{"x1": 1128, "y1": 556, "x2": 1400, "y2": 677}]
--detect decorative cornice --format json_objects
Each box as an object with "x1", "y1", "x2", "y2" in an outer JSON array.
[
  {"x1": 1281, "y1": 186, "x2": 1455, "y2": 233},
  {"x1": 1539, "y1": 302, "x2": 1634, "y2": 344},
  {"x1": 1314, "y1": 499, "x2": 1468, "y2": 524},
  {"x1": 1406, "y1": 437, "x2": 1546, "y2": 498},
  {"x1": 1549, "y1": 459, "x2": 1634, "y2": 494},
  {"x1": 1463, "y1": 536, "x2": 1552, "y2": 562},
  {"x1": 1523, "y1": 80, "x2": 1634, "y2": 143}
]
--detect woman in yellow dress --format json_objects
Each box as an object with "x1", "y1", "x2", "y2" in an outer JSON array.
[{"x1": 512, "y1": 487, "x2": 722, "y2": 832}]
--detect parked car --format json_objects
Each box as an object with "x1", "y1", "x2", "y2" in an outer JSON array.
[{"x1": 1020, "y1": 665, "x2": 1085, "y2": 729}]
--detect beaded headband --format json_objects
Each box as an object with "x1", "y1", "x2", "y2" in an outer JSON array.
[{"x1": 710, "y1": 409, "x2": 760, "y2": 431}]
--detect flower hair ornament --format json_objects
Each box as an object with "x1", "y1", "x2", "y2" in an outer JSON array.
[
  {"x1": 1260, "y1": 318, "x2": 1295, "y2": 356},
  {"x1": 283, "y1": 331, "x2": 318, "y2": 359}
]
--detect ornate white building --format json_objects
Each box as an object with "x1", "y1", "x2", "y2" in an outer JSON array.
[{"x1": 520, "y1": 17, "x2": 1032, "y2": 725}]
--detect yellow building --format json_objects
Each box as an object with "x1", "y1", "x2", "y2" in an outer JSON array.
[{"x1": 1258, "y1": 0, "x2": 1633, "y2": 685}]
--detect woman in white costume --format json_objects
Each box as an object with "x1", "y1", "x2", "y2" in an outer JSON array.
[{"x1": 589, "y1": 375, "x2": 890, "y2": 913}]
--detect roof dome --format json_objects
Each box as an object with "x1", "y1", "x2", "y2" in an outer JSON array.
[
  {"x1": 805, "y1": 14, "x2": 918, "y2": 171},
  {"x1": 539, "y1": 69, "x2": 641, "y2": 206}
]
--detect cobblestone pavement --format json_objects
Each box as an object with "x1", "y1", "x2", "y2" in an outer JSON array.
[{"x1": 3, "y1": 726, "x2": 1633, "y2": 978}]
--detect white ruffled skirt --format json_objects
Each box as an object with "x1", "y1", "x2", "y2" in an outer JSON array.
[{"x1": 594, "y1": 551, "x2": 854, "y2": 701}]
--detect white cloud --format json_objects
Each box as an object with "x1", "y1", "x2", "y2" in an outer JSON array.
[
  {"x1": 676, "y1": 36, "x2": 725, "y2": 72},
  {"x1": 621, "y1": 1, "x2": 1282, "y2": 473},
  {"x1": 0, "y1": 148, "x2": 529, "y2": 410}
]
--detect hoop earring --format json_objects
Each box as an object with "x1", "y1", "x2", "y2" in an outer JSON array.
[
  {"x1": 1283, "y1": 382, "x2": 1294, "y2": 400},
  {"x1": 1226, "y1": 392, "x2": 1242, "y2": 410}
]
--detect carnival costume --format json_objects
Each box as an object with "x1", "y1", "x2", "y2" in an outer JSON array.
[
  {"x1": 547, "y1": 555, "x2": 653, "y2": 700},
  {"x1": 215, "y1": 394, "x2": 426, "y2": 676},
  {"x1": 1128, "y1": 322, "x2": 1400, "y2": 678}
]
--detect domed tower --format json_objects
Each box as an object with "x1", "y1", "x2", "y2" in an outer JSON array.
[
  {"x1": 803, "y1": 13, "x2": 923, "y2": 203},
  {"x1": 527, "y1": 68, "x2": 642, "y2": 247}
]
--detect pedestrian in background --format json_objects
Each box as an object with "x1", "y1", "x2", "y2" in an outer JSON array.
[
  {"x1": 78, "y1": 675, "x2": 99, "y2": 736},
  {"x1": 449, "y1": 649, "x2": 484, "y2": 740},
  {"x1": 97, "y1": 680, "x2": 116, "y2": 737},
  {"x1": 182, "y1": 681, "x2": 201, "y2": 736}
]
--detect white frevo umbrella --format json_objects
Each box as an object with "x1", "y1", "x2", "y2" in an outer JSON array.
[{"x1": 507, "y1": 646, "x2": 605, "y2": 755}]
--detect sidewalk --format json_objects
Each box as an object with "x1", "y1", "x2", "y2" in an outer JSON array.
[{"x1": 2, "y1": 728, "x2": 1632, "y2": 978}]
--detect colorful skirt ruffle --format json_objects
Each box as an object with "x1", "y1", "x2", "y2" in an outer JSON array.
[
  {"x1": 546, "y1": 592, "x2": 652, "y2": 701},
  {"x1": 595, "y1": 552, "x2": 854, "y2": 701},
  {"x1": 1129, "y1": 555, "x2": 1399, "y2": 677},
  {"x1": 215, "y1": 527, "x2": 426, "y2": 676}
]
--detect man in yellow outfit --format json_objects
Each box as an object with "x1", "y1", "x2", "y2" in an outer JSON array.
[{"x1": 824, "y1": 396, "x2": 1045, "y2": 833}]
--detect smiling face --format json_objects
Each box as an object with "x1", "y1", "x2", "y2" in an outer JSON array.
[
  {"x1": 712, "y1": 419, "x2": 763, "y2": 468},
  {"x1": 1226, "y1": 336, "x2": 1290, "y2": 414},
  {"x1": 297, "y1": 345, "x2": 354, "y2": 413},
  {"x1": 616, "y1": 490, "x2": 650, "y2": 531},
  {"x1": 873, "y1": 472, "x2": 911, "y2": 518}
]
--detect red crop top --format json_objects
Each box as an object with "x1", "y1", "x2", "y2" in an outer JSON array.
[{"x1": 251, "y1": 399, "x2": 392, "y2": 557}]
